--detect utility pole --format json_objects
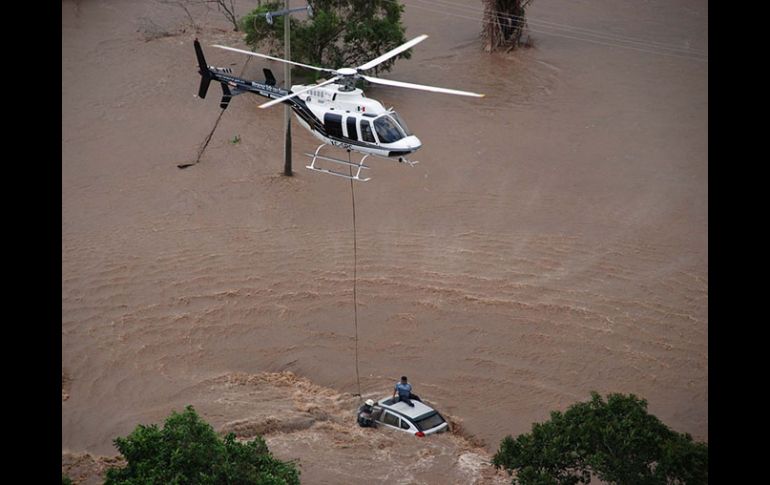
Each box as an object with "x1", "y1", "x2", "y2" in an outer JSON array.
[
  {"x1": 283, "y1": 0, "x2": 292, "y2": 176},
  {"x1": 264, "y1": 3, "x2": 312, "y2": 176}
]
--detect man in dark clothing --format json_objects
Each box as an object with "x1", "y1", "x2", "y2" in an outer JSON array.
[
  {"x1": 357, "y1": 399, "x2": 376, "y2": 427},
  {"x1": 392, "y1": 376, "x2": 421, "y2": 407}
]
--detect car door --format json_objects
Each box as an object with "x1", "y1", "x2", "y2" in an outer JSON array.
[
  {"x1": 380, "y1": 410, "x2": 401, "y2": 430},
  {"x1": 379, "y1": 411, "x2": 416, "y2": 433},
  {"x1": 398, "y1": 417, "x2": 415, "y2": 433}
]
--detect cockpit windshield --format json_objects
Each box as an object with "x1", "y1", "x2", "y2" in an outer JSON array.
[
  {"x1": 373, "y1": 115, "x2": 406, "y2": 144},
  {"x1": 390, "y1": 111, "x2": 412, "y2": 136}
]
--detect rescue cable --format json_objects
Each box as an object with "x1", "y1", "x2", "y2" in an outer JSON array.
[{"x1": 349, "y1": 153, "x2": 362, "y2": 400}]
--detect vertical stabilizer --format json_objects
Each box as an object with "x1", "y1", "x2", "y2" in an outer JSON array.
[{"x1": 194, "y1": 39, "x2": 212, "y2": 99}]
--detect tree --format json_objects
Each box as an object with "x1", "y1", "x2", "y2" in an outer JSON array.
[
  {"x1": 482, "y1": 0, "x2": 535, "y2": 52},
  {"x1": 104, "y1": 405, "x2": 299, "y2": 485},
  {"x1": 205, "y1": 0, "x2": 240, "y2": 31},
  {"x1": 241, "y1": 1, "x2": 410, "y2": 78},
  {"x1": 492, "y1": 392, "x2": 708, "y2": 485},
  {"x1": 157, "y1": 1, "x2": 241, "y2": 32}
]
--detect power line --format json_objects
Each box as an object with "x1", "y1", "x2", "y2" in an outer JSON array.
[
  {"x1": 178, "y1": 57, "x2": 254, "y2": 169},
  {"x1": 412, "y1": 0, "x2": 707, "y2": 57},
  {"x1": 380, "y1": 0, "x2": 707, "y2": 62}
]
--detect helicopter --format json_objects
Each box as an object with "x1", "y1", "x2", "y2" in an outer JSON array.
[{"x1": 193, "y1": 34, "x2": 484, "y2": 181}]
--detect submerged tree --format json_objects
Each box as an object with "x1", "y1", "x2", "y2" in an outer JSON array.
[
  {"x1": 493, "y1": 392, "x2": 708, "y2": 485},
  {"x1": 482, "y1": 0, "x2": 535, "y2": 52},
  {"x1": 241, "y1": 0, "x2": 410, "y2": 78}
]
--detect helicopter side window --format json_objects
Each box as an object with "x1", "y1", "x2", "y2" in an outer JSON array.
[
  {"x1": 360, "y1": 120, "x2": 376, "y2": 143},
  {"x1": 346, "y1": 117, "x2": 358, "y2": 141},
  {"x1": 373, "y1": 115, "x2": 405, "y2": 144},
  {"x1": 324, "y1": 113, "x2": 343, "y2": 138}
]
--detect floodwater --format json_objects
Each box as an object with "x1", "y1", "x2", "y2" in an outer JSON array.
[{"x1": 62, "y1": 0, "x2": 707, "y2": 482}]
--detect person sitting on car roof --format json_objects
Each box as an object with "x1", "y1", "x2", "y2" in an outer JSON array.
[
  {"x1": 393, "y1": 376, "x2": 421, "y2": 407},
  {"x1": 357, "y1": 399, "x2": 376, "y2": 427}
]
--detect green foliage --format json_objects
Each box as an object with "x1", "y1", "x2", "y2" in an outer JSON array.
[
  {"x1": 104, "y1": 405, "x2": 299, "y2": 485},
  {"x1": 241, "y1": 2, "x2": 284, "y2": 52},
  {"x1": 231, "y1": 134, "x2": 241, "y2": 144},
  {"x1": 493, "y1": 392, "x2": 708, "y2": 485},
  {"x1": 62, "y1": 475, "x2": 73, "y2": 485},
  {"x1": 241, "y1": 0, "x2": 409, "y2": 78}
]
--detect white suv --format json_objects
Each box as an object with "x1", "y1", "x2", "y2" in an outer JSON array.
[{"x1": 371, "y1": 397, "x2": 449, "y2": 437}]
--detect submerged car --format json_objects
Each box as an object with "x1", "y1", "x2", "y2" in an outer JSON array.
[{"x1": 371, "y1": 397, "x2": 449, "y2": 437}]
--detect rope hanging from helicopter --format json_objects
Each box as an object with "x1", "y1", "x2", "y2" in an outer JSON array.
[{"x1": 188, "y1": 29, "x2": 485, "y2": 403}]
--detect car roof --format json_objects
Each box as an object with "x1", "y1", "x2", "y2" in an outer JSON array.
[{"x1": 377, "y1": 397, "x2": 437, "y2": 420}]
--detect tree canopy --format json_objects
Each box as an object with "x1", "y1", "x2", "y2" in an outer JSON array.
[
  {"x1": 104, "y1": 405, "x2": 300, "y2": 485},
  {"x1": 492, "y1": 392, "x2": 708, "y2": 485},
  {"x1": 241, "y1": 0, "x2": 410, "y2": 77}
]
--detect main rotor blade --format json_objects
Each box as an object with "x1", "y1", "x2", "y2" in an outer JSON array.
[
  {"x1": 259, "y1": 77, "x2": 341, "y2": 109},
  {"x1": 356, "y1": 34, "x2": 429, "y2": 72},
  {"x1": 361, "y1": 75, "x2": 485, "y2": 98},
  {"x1": 211, "y1": 45, "x2": 336, "y2": 74}
]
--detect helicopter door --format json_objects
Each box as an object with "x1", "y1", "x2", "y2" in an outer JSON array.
[
  {"x1": 360, "y1": 119, "x2": 376, "y2": 143},
  {"x1": 346, "y1": 116, "x2": 358, "y2": 141},
  {"x1": 324, "y1": 113, "x2": 343, "y2": 138}
]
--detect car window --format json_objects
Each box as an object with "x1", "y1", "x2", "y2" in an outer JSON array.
[
  {"x1": 414, "y1": 412, "x2": 446, "y2": 431},
  {"x1": 371, "y1": 408, "x2": 382, "y2": 420},
  {"x1": 400, "y1": 419, "x2": 410, "y2": 430},
  {"x1": 382, "y1": 412, "x2": 399, "y2": 427}
]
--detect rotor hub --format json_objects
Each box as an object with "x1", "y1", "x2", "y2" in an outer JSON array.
[{"x1": 336, "y1": 67, "x2": 357, "y2": 77}]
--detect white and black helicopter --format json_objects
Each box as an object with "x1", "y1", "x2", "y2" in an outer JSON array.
[{"x1": 193, "y1": 34, "x2": 484, "y2": 181}]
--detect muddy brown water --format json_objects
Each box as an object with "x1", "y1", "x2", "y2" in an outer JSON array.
[{"x1": 63, "y1": 1, "x2": 707, "y2": 482}]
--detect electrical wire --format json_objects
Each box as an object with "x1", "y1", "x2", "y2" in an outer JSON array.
[
  {"x1": 378, "y1": 0, "x2": 707, "y2": 62},
  {"x1": 411, "y1": 0, "x2": 707, "y2": 57},
  {"x1": 179, "y1": 57, "x2": 254, "y2": 169}
]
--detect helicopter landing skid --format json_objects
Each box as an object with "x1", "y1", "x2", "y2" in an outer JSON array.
[{"x1": 305, "y1": 144, "x2": 372, "y2": 182}]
